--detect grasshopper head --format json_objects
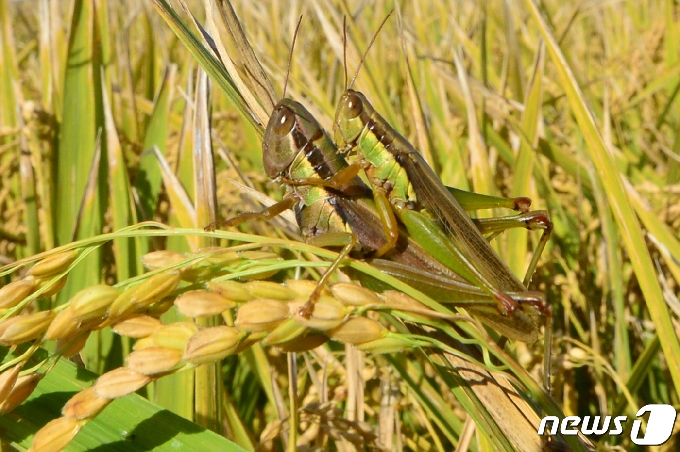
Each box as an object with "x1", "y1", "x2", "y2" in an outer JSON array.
[
  {"x1": 263, "y1": 98, "x2": 322, "y2": 178},
  {"x1": 334, "y1": 89, "x2": 369, "y2": 152}
]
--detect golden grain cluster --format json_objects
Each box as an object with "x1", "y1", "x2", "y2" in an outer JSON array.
[{"x1": 0, "y1": 246, "x2": 444, "y2": 451}]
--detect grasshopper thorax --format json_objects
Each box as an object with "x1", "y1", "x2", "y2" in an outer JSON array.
[{"x1": 263, "y1": 98, "x2": 323, "y2": 178}]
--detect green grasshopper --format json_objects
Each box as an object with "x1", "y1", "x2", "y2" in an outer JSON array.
[
  {"x1": 222, "y1": 95, "x2": 545, "y2": 343},
  {"x1": 325, "y1": 18, "x2": 553, "y2": 317},
  {"x1": 209, "y1": 19, "x2": 547, "y2": 345}
]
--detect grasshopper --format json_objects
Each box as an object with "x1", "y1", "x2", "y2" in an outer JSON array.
[
  {"x1": 210, "y1": 19, "x2": 547, "y2": 346},
  {"x1": 223, "y1": 96, "x2": 544, "y2": 343},
  {"x1": 326, "y1": 17, "x2": 553, "y2": 317}
]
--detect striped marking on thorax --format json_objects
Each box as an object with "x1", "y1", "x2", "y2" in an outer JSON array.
[
  {"x1": 361, "y1": 111, "x2": 398, "y2": 156},
  {"x1": 290, "y1": 126, "x2": 336, "y2": 181}
]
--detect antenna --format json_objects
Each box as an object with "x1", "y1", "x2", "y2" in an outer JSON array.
[
  {"x1": 282, "y1": 15, "x2": 303, "y2": 99},
  {"x1": 348, "y1": 11, "x2": 393, "y2": 89},
  {"x1": 343, "y1": 16, "x2": 348, "y2": 89}
]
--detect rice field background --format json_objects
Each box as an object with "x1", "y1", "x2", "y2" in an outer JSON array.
[{"x1": 0, "y1": 0, "x2": 679, "y2": 450}]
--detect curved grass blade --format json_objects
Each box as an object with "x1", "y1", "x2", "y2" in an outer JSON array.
[
  {"x1": 151, "y1": 0, "x2": 267, "y2": 136},
  {"x1": 507, "y1": 42, "x2": 545, "y2": 278},
  {"x1": 524, "y1": 0, "x2": 680, "y2": 394}
]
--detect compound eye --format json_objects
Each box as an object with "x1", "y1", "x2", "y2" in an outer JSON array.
[
  {"x1": 273, "y1": 107, "x2": 295, "y2": 136},
  {"x1": 345, "y1": 93, "x2": 363, "y2": 118}
]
